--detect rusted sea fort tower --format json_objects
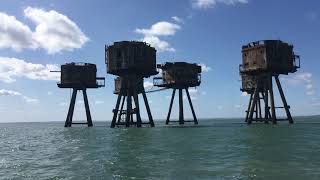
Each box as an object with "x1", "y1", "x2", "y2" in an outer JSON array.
[
  {"x1": 240, "y1": 40, "x2": 300, "y2": 124},
  {"x1": 154, "y1": 62, "x2": 202, "y2": 125},
  {"x1": 105, "y1": 41, "x2": 157, "y2": 128},
  {"x1": 57, "y1": 62, "x2": 105, "y2": 127}
]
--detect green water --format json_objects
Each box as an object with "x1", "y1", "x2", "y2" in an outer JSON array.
[{"x1": 0, "y1": 117, "x2": 320, "y2": 180}]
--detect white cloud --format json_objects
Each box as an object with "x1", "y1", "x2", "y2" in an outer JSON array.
[
  {"x1": 0, "y1": 89, "x2": 21, "y2": 96},
  {"x1": 47, "y1": 91, "x2": 53, "y2": 95},
  {"x1": 22, "y1": 96, "x2": 39, "y2": 103},
  {"x1": 144, "y1": 81, "x2": 154, "y2": 89},
  {"x1": 241, "y1": 92, "x2": 248, "y2": 96},
  {"x1": 0, "y1": 57, "x2": 60, "y2": 83},
  {"x1": 135, "y1": 21, "x2": 180, "y2": 36},
  {"x1": 0, "y1": 89, "x2": 38, "y2": 103},
  {"x1": 283, "y1": 72, "x2": 312, "y2": 85},
  {"x1": 59, "y1": 102, "x2": 68, "y2": 106},
  {"x1": 135, "y1": 21, "x2": 180, "y2": 52},
  {"x1": 306, "y1": 84, "x2": 313, "y2": 90},
  {"x1": 142, "y1": 36, "x2": 175, "y2": 52},
  {"x1": 283, "y1": 72, "x2": 317, "y2": 98},
  {"x1": 199, "y1": 63, "x2": 212, "y2": 72},
  {"x1": 234, "y1": 104, "x2": 241, "y2": 109},
  {"x1": 95, "y1": 100, "x2": 104, "y2": 105},
  {"x1": 24, "y1": 7, "x2": 89, "y2": 54},
  {"x1": 0, "y1": 7, "x2": 88, "y2": 54},
  {"x1": 306, "y1": 90, "x2": 315, "y2": 96},
  {"x1": 192, "y1": 0, "x2": 248, "y2": 9},
  {"x1": 172, "y1": 16, "x2": 183, "y2": 23},
  {"x1": 0, "y1": 12, "x2": 36, "y2": 51}
]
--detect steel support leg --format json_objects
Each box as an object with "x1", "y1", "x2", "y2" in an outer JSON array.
[
  {"x1": 142, "y1": 90, "x2": 155, "y2": 127},
  {"x1": 178, "y1": 89, "x2": 184, "y2": 125},
  {"x1": 65, "y1": 89, "x2": 77, "y2": 127},
  {"x1": 111, "y1": 93, "x2": 122, "y2": 128},
  {"x1": 248, "y1": 85, "x2": 259, "y2": 124},
  {"x1": 275, "y1": 76, "x2": 293, "y2": 124},
  {"x1": 117, "y1": 96, "x2": 126, "y2": 124},
  {"x1": 166, "y1": 89, "x2": 176, "y2": 124},
  {"x1": 133, "y1": 89, "x2": 142, "y2": 127},
  {"x1": 258, "y1": 93, "x2": 262, "y2": 119},
  {"x1": 83, "y1": 89, "x2": 93, "y2": 127},
  {"x1": 185, "y1": 88, "x2": 198, "y2": 124},
  {"x1": 245, "y1": 93, "x2": 253, "y2": 122},
  {"x1": 126, "y1": 90, "x2": 132, "y2": 127},
  {"x1": 269, "y1": 76, "x2": 277, "y2": 124}
]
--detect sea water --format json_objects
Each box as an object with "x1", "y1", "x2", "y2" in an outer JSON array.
[{"x1": 0, "y1": 117, "x2": 319, "y2": 180}]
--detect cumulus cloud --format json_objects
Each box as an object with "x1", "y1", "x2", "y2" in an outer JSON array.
[
  {"x1": 142, "y1": 36, "x2": 176, "y2": 52},
  {"x1": 0, "y1": 12, "x2": 36, "y2": 51},
  {"x1": 192, "y1": 0, "x2": 248, "y2": 9},
  {"x1": 0, "y1": 7, "x2": 88, "y2": 54},
  {"x1": 0, "y1": 89, "x2": 38, "y2": 103},
  {"x1": 0, "y1": 57, "x2": 60, "y2": 83},
  {"x1": 135, "y1": 21, "x2": 180, "y2": 36},
  {"x1": 135, "y1": 21, "x2": 180, "y2": 52},
  {"x1": 24, "y1": 7, "x2": 89, "y2": 54},
  {"x1": 199, "y1": 63, "x2": 212, "y2": 72}
]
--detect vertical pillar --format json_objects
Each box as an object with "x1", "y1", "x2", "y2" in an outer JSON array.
[
  {"x1": 178, "y1": 88, "x2": 184, "y2": 124},
  {"x1": 263, "y1": 85, "x2": 269, "y2": 121},
  {"x1": 248, "y1": 81, "x2": 260, "y2": 124},
  {"x1": 117, "y1": 96, "x2": 126, "y2": 124},
  {"x1": 257, "y1": 93, "x2": 262, "y2": 119},
  {"x1": 111, "y1": 93, "x2": 122, "y2": 128},
  {"x1": 133, "y1": 89, "x2": 142, "y2": 127},
  {"x1": 125, "y1": 89, "x2": 132, "y2": 127},
  {"x1": 245, "y1": 93, "x2": 253, "y2": 122},
  {"x1": 166, "y1": 89, "x2": 176, "y2": 124},
  {"x1": 275, "y1": 76, "x2": 293, "y2": 123},
  {"x1": 142, "y1": 90, "x2": 155, "y2": 127},
  {"x1": 185, "y1": 88, "x2": 198, "y2": 124},
  {"x1": 65, "y1": 88, "x2": 77, "y2": 127},
  {"x1": 268, "y1": 75, "x2": 277, "y2": 124},
  {"x1": 83, "y1": 89, "x2": 93, "y2": 127}
]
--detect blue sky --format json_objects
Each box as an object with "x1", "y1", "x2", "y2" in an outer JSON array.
[{"x1": 0, "y1": 0, "x2": 319, "y2": 122}]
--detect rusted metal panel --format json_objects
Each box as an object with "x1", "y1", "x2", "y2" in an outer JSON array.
[
  {"x1": 155, "y1": 62, "x2": 201, "y2": 88},
  {"x1": 240, "y1": 40, "x2": 300, "y2": 75},
  {"x1": 58, "y1": 62, "x2": 105, "y2": 88},
  {"x1": 113, "y1": 77, "x2": 144, "y2": 95},
  {"x1": 105, "y1": 41, "x2": 157, "y2": 77}
]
